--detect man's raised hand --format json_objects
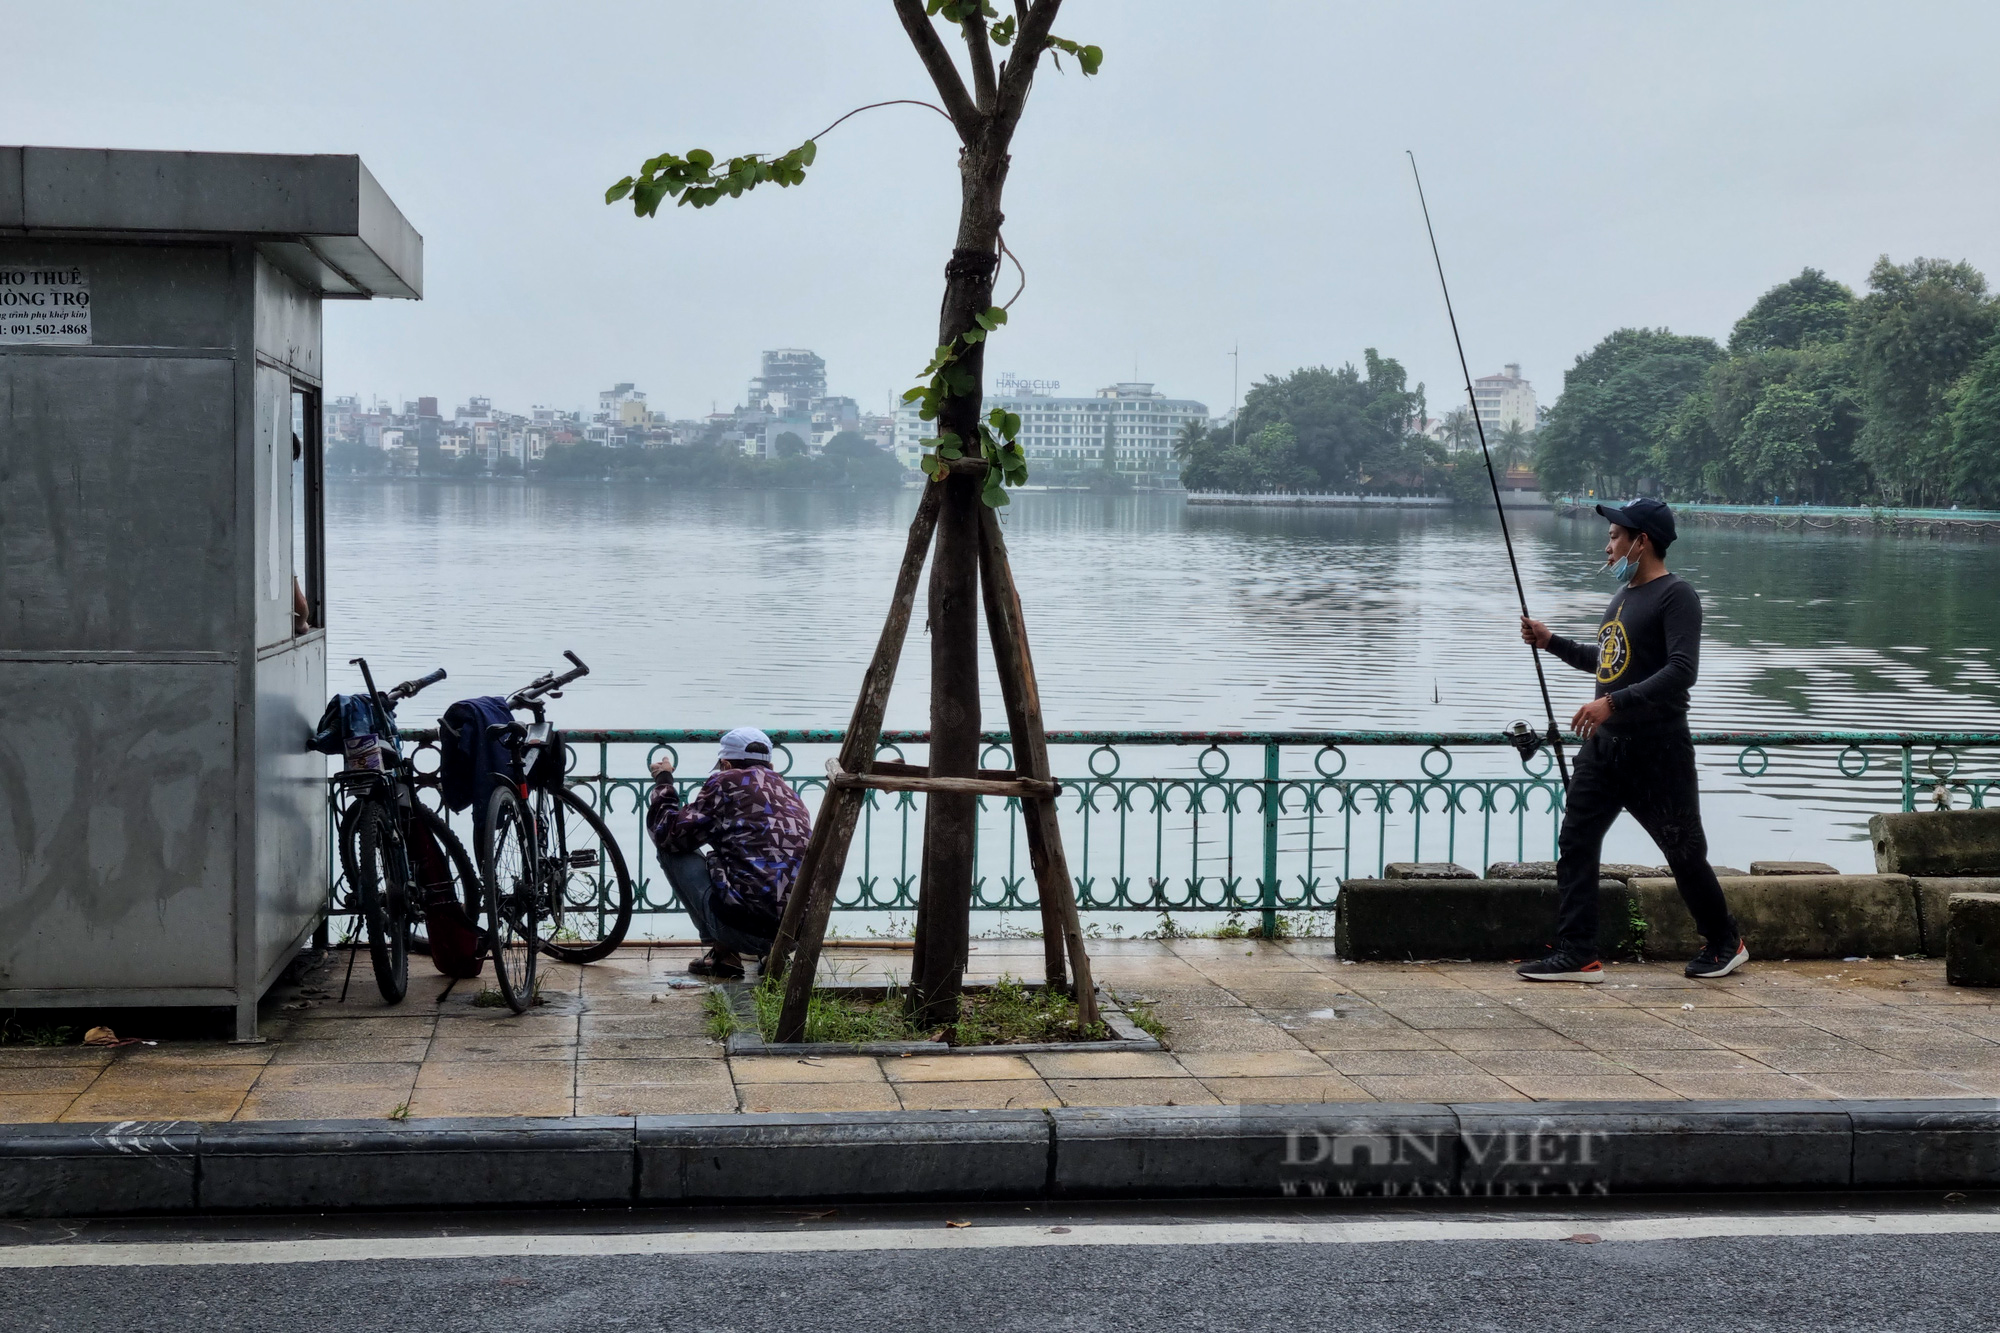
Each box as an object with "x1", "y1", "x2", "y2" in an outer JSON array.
[{"x1": 649, "y1": 755, "x2": 675, "y2": 779}]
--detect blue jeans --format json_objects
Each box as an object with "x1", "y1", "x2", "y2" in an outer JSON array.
[{"x1": 664, "y1": 852, "x2": 773, "y2": 958}]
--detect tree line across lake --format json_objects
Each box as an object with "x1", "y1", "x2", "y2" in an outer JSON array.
[
  {"x1": 1538, "y1": 257, "x2": 2000, "y2": 509},
  {"x1": 1177, "y1": 254, "x2": 2000, "y2": 511},
  {"x1": 329, "y1": 429, "x2": 910, "y2": 491}
]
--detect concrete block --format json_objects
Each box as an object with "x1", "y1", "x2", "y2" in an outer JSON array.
[
  {"x1": 1946, "y1": 893, "x2": 2000, "y2": 987},
  {"x1": 1382, "y1": 862, "x2": 1476, "y2": 880},
  {"x1": 198, "y1": 1118, "x2": 635, "y2": 1211},
  {"x1": 1488, "y1": 861, "x2": 1665, "y2": 883},
  {"x1": 1750, "y1": 861, "x2": 1839, "y2": 875},
  {"x1": 1631, "y1": 874, "x2": 1919, "y2": 960},
  {"x1": 1850, "y1": 1101, "x2": 2000, "y2": 1187},
  {"x1": 1052, "y1": 1104, "x2": 1459, "y2": 1198},
  {"x1": 1335, "y1": 879, "x2": 1636, "y2": 961},
  {"x1": 1871, "y1": 809, "x2": 2000, "y2": 877},
  {"x1": 0, "y1": 1121, "x2": 199, "y2": 1218},
  {"x1": 639, "y1": 1110, "x2": 1049, "y2": 1203},
  {"x1": 1456, "y1": 1101, "x2": 1852, "y2": 1194},
  {"x1": 1915, "y1": 878, "x2": 2000, "y2": 955}
]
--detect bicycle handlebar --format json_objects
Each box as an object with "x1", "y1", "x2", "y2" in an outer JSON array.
[
  {"x1": 389, "y1": 667, "x2": 448, "y2": 701},
  {"x1": 506, "y1": 651, "x2": 589, "y2": 709}
]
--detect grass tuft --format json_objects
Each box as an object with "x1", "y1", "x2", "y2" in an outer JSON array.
[{"x1": 952, "y1": 975, "x2": 1107, "y2": 1046}]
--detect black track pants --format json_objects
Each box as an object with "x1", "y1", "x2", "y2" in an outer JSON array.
[{"x1": 1554, "y1": 722, "x2": 1738, "y2": 954}]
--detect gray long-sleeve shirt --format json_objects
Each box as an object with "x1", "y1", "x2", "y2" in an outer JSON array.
[{"x1": 1546, "y1": 572, "x2": 1702, "y2": 730}]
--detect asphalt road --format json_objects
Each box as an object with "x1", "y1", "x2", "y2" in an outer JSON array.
[{"x1": 3, "y1": 1197, "x2": 1994, "y2": 1332}]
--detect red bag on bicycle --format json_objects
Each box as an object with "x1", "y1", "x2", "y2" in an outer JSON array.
[{"x1": 409, "y1": 813, "x2": 484, "y2": 979}]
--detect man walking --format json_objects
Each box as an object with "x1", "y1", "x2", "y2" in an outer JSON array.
[
  {"x1": 647, "y1": 727, "x2": 812, "y2": 980},
  {"x1": 1517, "y1": 498, "x2": 1747, "y2": 982}
]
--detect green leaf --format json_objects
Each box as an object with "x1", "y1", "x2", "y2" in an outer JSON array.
[
  {"x1": 1002, "y1": 411, "x2": 1021, "y2": 437},
  {"x1": 936, "y1": 431, "x2": 962, "y2": 451},
  {"x1": 981, "y1": 472, "x2": 1011, "y2": 507},
  {"x1": 919, "y1": 455, "x2": 942, "y2": 477},
  {"x1": 990, "y1": 13, "x2": 1017, "y2": 45},
  {"x1": 800, "y1": 140, "x2": 817, "y2": 166},
  {"x1": 902, "y1": 386, "x2": 928, "y2": 403},
  {"x1": 962, "y1": 328, "x2": 985, "y2": 344},
  {"x1": 974, "y1": 311, "x2": 997, "y2": 332},
  {"x1": 605, "y1": 178, "x2": 635, "y2": 204},
  {"x1": 686, "y1": 148, "x2": 714, "y2": 169},
  {"x1": 984, "y1": 306, "x2": 1008, "y2": 326}
]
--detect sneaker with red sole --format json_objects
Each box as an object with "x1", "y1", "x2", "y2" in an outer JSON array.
[
  {"x1": 1516, "y1": 948, "x2": 1606, "y2": 983},
  {"x1": 1685, "y1": 937, "x2": 1749, "y2": 979}
]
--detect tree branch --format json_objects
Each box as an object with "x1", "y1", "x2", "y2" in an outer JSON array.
[
  {"x1": 891, "y1": 0, "x2": 981, "y2": 138},
  {"x1": 994, "y1": 0, "x2": 1062, "y2": 132},
  {"x1": 961, "y1": 12, "x2": 998, "y2": 113}
]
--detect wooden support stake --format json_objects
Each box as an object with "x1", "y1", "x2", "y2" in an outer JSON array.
[
  {"x1": 976, "y1": 506, "x2": 1098, "y2": 1024},
  {"x1": 826, "y1": 758, "x2": 1057, "y2": 800},
  {"x1": 768, "y1": 484, "x2": 942, "y2": 1033}
]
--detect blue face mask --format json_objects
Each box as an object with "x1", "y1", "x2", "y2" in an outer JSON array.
[{"x1": 1606, "y1": 554, "x2": 1638, "y2": 584}]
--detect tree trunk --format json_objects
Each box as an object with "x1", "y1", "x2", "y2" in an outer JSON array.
[{"x1": 908, "y1": 141, "x2": 1007, "y2": 1030}]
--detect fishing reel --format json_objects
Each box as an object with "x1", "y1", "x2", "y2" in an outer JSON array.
[{"x1": 1503, "y1": 719, "x2": 1545, "y2": 762}]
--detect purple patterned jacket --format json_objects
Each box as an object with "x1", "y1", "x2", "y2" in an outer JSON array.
[{"x1": 646, "y1": 762, "x2": 812, "y2": 926}]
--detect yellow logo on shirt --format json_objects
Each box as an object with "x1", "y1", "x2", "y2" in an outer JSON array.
[{"x1": 1596, "y1": 616, "x2": 1630, "y2": 684}]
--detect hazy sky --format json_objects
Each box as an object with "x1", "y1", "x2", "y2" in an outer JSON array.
[{"x1": 13, "y1": 2, "x2": 2000, "y2": 422}]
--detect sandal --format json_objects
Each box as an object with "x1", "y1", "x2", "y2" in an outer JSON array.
[{"x1": 687, "y1": 950, "x2": 745, "y2": 981}]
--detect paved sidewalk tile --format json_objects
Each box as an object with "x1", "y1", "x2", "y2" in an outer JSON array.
[
  {"x1": 1050, "y1": 1077, "x2": 1219, "y2": 1108},
  {"x1": 269, "y1": 1038, "x2": 432, "y2": 1065},
  {"x1": 1173, "y1": 1051, "x2": 1333, "y2": 1078},
  {"x1": 737, "y1": 1082, "x2": 904, "y2": 1114},
  {"x1": 579, "y1": 1085, "x2": 738, "y2": 1116},
  {"x1": 884, "y1": 1054, "x2": 1038, "y2": 1083},
  {"x1": 251, "y1": 1062, "x2": 420, "y2": 1091},
  {"x1": 1026, "y1": 1051, "x2": 1186, "y2": 1079},
  {"x1": 1349, "y1": 1074, "x2": 1526, "y2": 1102},
  {"x1": 1496, "y1": 1074, "x2": 1680, "y2": 1101},
  {"x1": 732, "y1": 1056, "x2": 887, "y2": 1084},
  {"x1": 0, "y1": 1065, "x2": 102, "y2": 1095},
  {"x1": 1198, "y1": 1075, "x2": 1372, "y2": 1105},
  {"x1": 894, "y1": 1079, "x2": 1058, "y2": 1110},
  {"x1": 0, "y1": 1094, "x2": 78, "y2": 1123}
]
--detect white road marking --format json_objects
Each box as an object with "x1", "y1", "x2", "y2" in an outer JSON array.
[{"x1": 3, "y1": 1212, "x2": 1998, "y2": 1269}]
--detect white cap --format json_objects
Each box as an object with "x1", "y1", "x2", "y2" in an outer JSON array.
[{"x1": 717, "y1": 727, "x2": 774, "y2": 765}]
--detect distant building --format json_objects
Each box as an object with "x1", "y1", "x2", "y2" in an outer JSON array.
[
  {"x1": 748, "y1": 349, "x2": 827, "y2": 414},
  {"x1": 599, "y1": 382, "x2": 649, "y2": 431},
  {"x1": 894, "y1": 380, "x2": 1206, "y2": 485},
  {"x1": 1472, "y1": 364, "x2": 1537, "y2": 439}
]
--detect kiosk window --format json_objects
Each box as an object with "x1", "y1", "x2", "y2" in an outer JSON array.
[{"x1": 290, "y1": 386, "x2": 324, "y2": 634}]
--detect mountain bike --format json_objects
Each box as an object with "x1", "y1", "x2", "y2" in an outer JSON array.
[
  {"x1": 331, "y1": 659, "x2": 478, "y2": 1004},
  {"x1": 476, "y1": 651, "x2": 635, "y2": 1013}
]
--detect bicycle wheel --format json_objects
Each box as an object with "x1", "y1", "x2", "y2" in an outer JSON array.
[
  {"x1": 478, "y1": 785, "x2": 540, "y2": 1013},
  {"x1": 415, "y1": 804, "x2": 482, "y2": 919},
  {"x1": 540, "y1": 786, "x2": 635, "y2": 965},
  {"x1": 351, "y1": 798, "x2": 412, "y2": 1004}
]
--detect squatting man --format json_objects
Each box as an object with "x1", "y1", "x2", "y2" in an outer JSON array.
[
  {"x1": 647, "y1": 727, "x2": 811, "y2": 979},
  {"x1": 1516, "y1": 498, "x2": 1747, "y2": 983}
]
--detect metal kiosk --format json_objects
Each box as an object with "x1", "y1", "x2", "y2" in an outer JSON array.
[{"x1": 0, "y1": 147, "x2": 422, "y2": 1040}]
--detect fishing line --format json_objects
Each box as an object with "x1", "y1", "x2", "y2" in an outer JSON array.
[{"x1": 1406, "y1": 151, "x2": 1570, "y2": 788}]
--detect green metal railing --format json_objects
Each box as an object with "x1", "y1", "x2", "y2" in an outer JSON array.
[{"x1": 326, "y1": 729, "x2": 1997, "y2": 938}]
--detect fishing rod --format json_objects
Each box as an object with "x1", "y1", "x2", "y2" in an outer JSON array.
[{"x1": 1406, "y1": 150, "x2": 1570, "y2": 788}]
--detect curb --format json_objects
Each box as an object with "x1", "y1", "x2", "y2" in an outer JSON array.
[{"x1": 3, "y1": 1099, "x2": 1997, "y2": 1217}]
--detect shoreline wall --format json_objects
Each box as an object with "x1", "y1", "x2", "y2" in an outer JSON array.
[{"x1": 1554, "y1": 499, "x2": 2000, "y2": 543}]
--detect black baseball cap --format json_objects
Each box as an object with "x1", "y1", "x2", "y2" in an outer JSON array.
[{"x1": 1595, "y1": 497, "x2": 1676, "y2": 552}]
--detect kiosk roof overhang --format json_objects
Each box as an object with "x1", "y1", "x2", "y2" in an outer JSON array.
[{"x1": 0, "y1": 146, "x2": 422, "y2": 299}]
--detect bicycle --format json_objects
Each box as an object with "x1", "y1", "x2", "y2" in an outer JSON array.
[
  {"x1": 329, "y1": 659, "x2": 479, "y2": 1005},
  {"x1": 475, "y1": 651, "x2": 635, "y2": 1013}
]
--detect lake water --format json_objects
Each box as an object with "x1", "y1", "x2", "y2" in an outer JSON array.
[{"x1": 324, "y1": 482, "x2": 2000, "y2": 882}]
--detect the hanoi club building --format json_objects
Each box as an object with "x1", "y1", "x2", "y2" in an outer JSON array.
[{"x1": 894, "y1": 376, "x2": 1208, "y2": 487}]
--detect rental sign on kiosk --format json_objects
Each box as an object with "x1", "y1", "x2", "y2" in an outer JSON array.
[{"x1": 0, "y1": 264, "x2": 91, "y2": 342}]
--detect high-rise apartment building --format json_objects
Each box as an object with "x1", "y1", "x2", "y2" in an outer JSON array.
[{"x1": 1472, "y1": 363, "x2": 1537, "y2": 438}]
